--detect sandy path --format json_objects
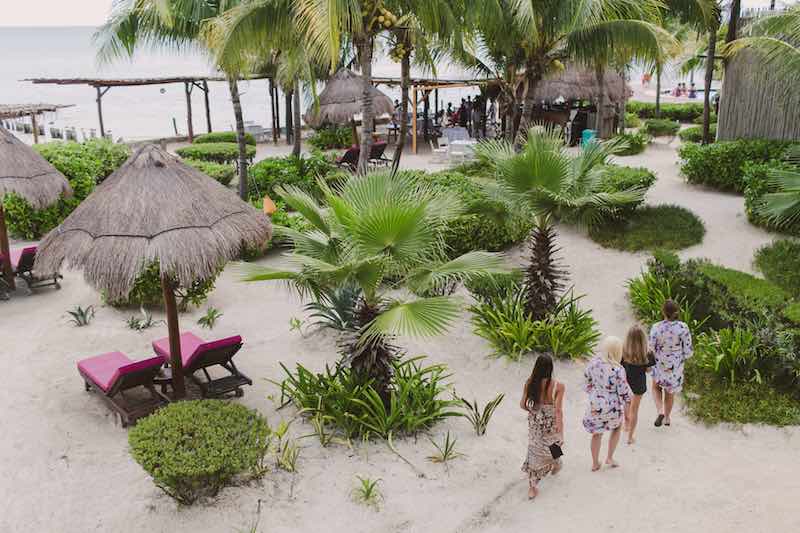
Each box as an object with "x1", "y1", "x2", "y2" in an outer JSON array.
[{"x1": 2, "y1": 140, "x2": 798, "y2": 533}]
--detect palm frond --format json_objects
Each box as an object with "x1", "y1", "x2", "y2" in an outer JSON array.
[
  {"x1": 407, "y1": 252, "x2": 510, "y2": 294},
  {"x1": 363, "y1": 297, "x2": 462, "y2": 340}
]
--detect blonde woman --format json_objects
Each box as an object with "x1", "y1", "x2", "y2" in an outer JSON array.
[
  {"x1": 622, "y1": 325, "x2": 655, "y2": 445},
  {"x1": 582, "y1": 336, "x2": 632, "y2": 471}
]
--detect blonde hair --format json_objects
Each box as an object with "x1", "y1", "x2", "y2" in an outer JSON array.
[
  {"x1": 623, "y1": 325, "x2": 649, "y2": 365},
  {"x1": 601, "y1": 336, "x2": 623, "y2": 365}
]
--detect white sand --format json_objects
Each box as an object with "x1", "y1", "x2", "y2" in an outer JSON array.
[{"x1": 2, "y1": 139, "x2": 799, "y2": 533}]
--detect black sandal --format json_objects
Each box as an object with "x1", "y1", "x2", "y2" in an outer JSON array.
[{"x1": 655, "y1": 414, "x2": 664, "y2": 427}]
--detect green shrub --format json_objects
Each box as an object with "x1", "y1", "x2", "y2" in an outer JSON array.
[
  {"x1": 678, "y1": 124, "x2": 717, "y2": 143},
  {"x1": 278, "y1": 357, "x2": 460, "y2": 440},
  {"x1": 248, "y1": 152, "x2": 338, "y2": 201},
  {"x1": 106, "y1": 262, "x2": 219, "y2": 310},
  {"x1": 743, "y1": 160, "x2": 800, "y2": 235},
  {"x1": 589, "y1": 205, "x2": 705, "y2": 252},
  {"x1": 307, "y1": 126, "x2": 354, "y2": 150},
  {"x1": 642, "y1": 118, "x2": 680, "y2": 137},
  {"x1": 129, "y1": 400, "x2": 271, "y2": 504},
  {"x1": 175, "y1": 142, "x2": 256, "y2": 165},
  {"x1": 626, "y1": 101, "x2": 704, "y2": 122},
  {"x1": 597, "y1": 165, "x2": 657, "y2": 214},
  {"x1": 183, "y1": 159, "x2": 236, "y2": 186},
  {"x1": 193, "y1": 131, "x2": 256, "y2": 146},
  {"x1": 2, "y1": 193, "x2": 80, "y2": 240},
  {"x1": 692, "y1": 113, "x2": 716, "y2": 124},
  {"x1": 696, "y1": 262, "x2": 788, "y2": 317},
  {"x1": 754, "y1": 240, "x2": 800, "y2": 296},
  {"x1": 623, "y1": 112, "x2": 641, "y2": 128},
  {"x1": 680, "y1": 139, "x2": 794, "y2": 193},
  {"x1": 464, "y1": 270, "x2": 523, "y2": 304},
  {"x1": 614, "y1": 131, "x2": 650, "y2": 155},
  {"x1": 695, "y1": 327, "x2": 763, "y2": 384}
]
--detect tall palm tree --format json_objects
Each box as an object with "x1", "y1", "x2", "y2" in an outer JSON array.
[
  {"x1": 243, "y1": 171, "x2": 508, "y2": 396},
  {"x1": 475, "y1": 127, "x2": 646, "y2": 319},
  {"x1": 95, "y1": 0, "x2": 254, "y2": 199}
]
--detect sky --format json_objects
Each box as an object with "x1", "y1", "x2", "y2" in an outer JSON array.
[{"x1": 0, "y1": 0, "x2": 792, "y2": 27}]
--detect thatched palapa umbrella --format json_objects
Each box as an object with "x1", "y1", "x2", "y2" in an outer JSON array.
[
  {"x1": 36, "y1": 145, "x2": 272, "y2": 398},
  {"x1": 303, "y1": 68, "x2": 394, "y2": 144},
  {"x1": 0, "y1": 127, "x2": 72, "y2": 290}
]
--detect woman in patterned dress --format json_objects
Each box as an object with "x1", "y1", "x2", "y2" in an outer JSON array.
[
  {"x1": 582, "y1": 337, "x2": 632, "y2": 471},
  {"x1": 521, "y1": 354, "x2": 565, "y2": 500},
  {"x1": 649, "y1": 299, "x2": 693, "y2": 427}
]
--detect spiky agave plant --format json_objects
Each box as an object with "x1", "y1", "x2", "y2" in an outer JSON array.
[{"x1": 243, "y1": 171, "x2": 509, "y2": 399}]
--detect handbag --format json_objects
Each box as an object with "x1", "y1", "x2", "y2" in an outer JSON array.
[{"x1": 549, "y1": 443, "x2": 564, "y2": 460}]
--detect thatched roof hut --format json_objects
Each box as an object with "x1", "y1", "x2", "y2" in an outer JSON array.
[
  {"x1": 36, "y1": 145, "x2": 271, "y2": 397},
  {"x1": 304, "y1": 68, "x2": 394, "y2": 128},
  {"x1": 525, "y1": 65, "x2": 631, "y2": 103},
  {"x1": 0, "y1": 127, "x2": 71, "y2": 209}
]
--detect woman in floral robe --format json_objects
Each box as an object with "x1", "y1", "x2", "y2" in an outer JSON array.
[{"x1": 649, "y1": 299, "x2": 693, "y2": 427}]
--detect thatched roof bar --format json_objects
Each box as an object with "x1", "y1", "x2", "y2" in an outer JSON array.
[
  {"x1": 25, "y1": 75, "x2": 270, "y2": 88},
  {"x1": 0, "y1": 103, "x2": 74, "y2": 120}
]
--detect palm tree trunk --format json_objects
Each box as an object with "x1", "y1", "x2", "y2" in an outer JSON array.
[
  {"x1": 285, "y1": 90, "x2": 293, "y2": 146},
  {"x1": 228, "y1": 77, "x2": 248, "y2": 200},
  {"x1": 702, "y1": 28, "x2": 718, "y2": 145},
  {"x1": 391, "y1": 50, "x2": 411, "y2": 173},
  {"x1": 595, "y1": 66, "x2": 606, "y2": 138},
  {"x1": 357, "y1": 38, "x2": 375, "y2": 175},
  {"x1": 269, "y1": 78, "x2": 278, "y2": 144},
  {"x1": 292, "y1": 81, "x2": 302, "y2": 157},
  {"x1": 519, "y1": 67, "x2": 543, "y2": 135},
  {"x1": 726, "y1": 0, "x2": 741, "y2": 44},
  {"x1": 655, "y1": 66, "x2": 662, "y2": 118},
  {"x1": 619, "y1": 67, "x2": 628, "y2": 133}
]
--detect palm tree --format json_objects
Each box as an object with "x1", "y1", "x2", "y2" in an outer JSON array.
[
  {"x1": 95, "y1": 0, "x2": 255, "y2": 199},
  {"x1": 474, "y1": 127, "x2": 646, "y2": 319},
  {"x1": 243, "y1": 171, "x2": 507, "y2": 397},
  {"x1": 754, "y1": 147, "x2": 800, "y2": 229}
]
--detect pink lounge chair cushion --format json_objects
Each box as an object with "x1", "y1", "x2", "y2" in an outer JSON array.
[
  {"x1": 7, "y1": 246, "x2": 37, "y2": 271},
  {"x1": 152, "y1": 332, "x2": 243, "y2": 369},
  {"x1": 77, "y1": 351, "x2": 133, "y2": 392}
]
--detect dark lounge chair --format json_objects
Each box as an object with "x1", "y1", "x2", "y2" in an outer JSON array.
[
  {"x1": 368, "y1": 141, "x2": 391, "y2": 168},
  {"x1": 336, "y1": 145, "x2": 360, "y2": 172},
  {"x1": 151, "y1": 332, "x2": 252, "y2": 398},
  {"x1": 77, "y1": 352, "x2": 169, "y2": 427},
  {"x1": 2, "y1": 246, "x2": 62, "y2": 295}
]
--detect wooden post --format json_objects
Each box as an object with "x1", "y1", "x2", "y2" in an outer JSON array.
[
  {"x1": 161, "y1": 275, "x2": 186, "y2": 399},
  {"x1": 269, "y1": 79, "x2": 278, "y2": 144},
  {"x1": 96, "y1": 86, "x2": 106, "y2": 139},
  {"x1": 184, "y1": 82, "x2": 194, "y2": 143},
  {"x1": 0, "y1": 205, "x2": 15, "y2": 291},
  {"x1": 30, "y1": 113, "x2": 39, "y2": 144},
  {"x1": 274, "y1": 85, "x2": 281, "y2": 139},
  {"x1": 412, "y1": 88, "x2": 418, "y2": 154},
  {"x1": 202, "y1": 80, "x2": 212, "y2": 133},
  {"x1": 423, "y1": 90, "x2": 430, "y2": 142}
]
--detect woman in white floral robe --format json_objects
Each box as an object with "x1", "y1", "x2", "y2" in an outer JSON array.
[{"x1": 649, "y1": 300, "x2": 693, "y2": 428}]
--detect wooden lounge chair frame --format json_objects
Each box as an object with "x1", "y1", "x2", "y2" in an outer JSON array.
[
  {"x1": 368, "y1": 141, "x2": 391, "y2": 169},
  {"x1": 79, "y1": 364, "x2": 169, "y2": 427},
  {"x1": 157, "y1": 339, "x2": 252, "y2": 398},
  {"x1": 15, "y1": 248, "x2": 62, "y2": 291},
  {"x1": 336, "y1": 146, "x2": 360, "y2": 172}
]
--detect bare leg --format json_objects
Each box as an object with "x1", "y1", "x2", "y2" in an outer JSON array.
[
  {"x1": 606, "y1": 427, "x2": 621, "y2": 467},
  {"x1": 664, "y1": 392, "x2": 674, "y2": 425},
  {"x1": 528, "y1": 483, "x2": 539, "y2": 500},
  {"x1": 652, "y1": 380, "x2": 664, "y2": 415},
  {"x1": 628, "y1": 394, "x2": 642, "y2": 444},
  {"x1": 591, "y1": 434, "x2": 602, "y2": 471}
]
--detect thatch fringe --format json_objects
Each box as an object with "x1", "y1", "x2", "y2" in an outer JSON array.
[
  {"x1": 0, "y1": 127, "x2": 72, "y2": 208},
  {"x1": 304, "y1": 68, "x2": 394, "y2": 128}
]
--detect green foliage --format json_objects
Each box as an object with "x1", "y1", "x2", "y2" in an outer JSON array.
[
  {"x1": 128, "y1": 400, "x2": 271, "y2": 504},
  {"x1": 107, "y1": 262, "x2": 218, "y2": 311},
  {"x1": 182, "y1": 159, "x2": 236, "y2": 186},
  {"x1": 126, "y1": 307, "x2": 164, "y2": 331},
  {"x1": 427, "y1": 431, "x2": 465, "y2": 464},
  {"x1": 754, "y1": 240, "x2": 800, "y2": 296},
  {"x1": 678, "y1": 124, "x2": 716, "y2": 143},
  {"x1": 743, "y1": 160, "x2": 800, "y2": 236},
  {"x1": 175, "y1": 142, "x2": 256, "y2": 164},
  {"x1": 614, "y1": 132, "x2": 650, "y2": 155},
  {"x1": 784, "y1": 302, "x2": 800, "y2": 325},
  {"x1": 304, "y1": 284, "x2": 361, "y2": 332},
  {"x1": 353, "y1": 476, "x2": 382, "y2": 508},
  {"x1": 273, "y1": 420, "x2": 300, "y2": 472},
  {"x1": 597, "y1": 165, "x2": 657, "y2": 216},
  {"x1": 623, "y1": 112, "x2": 641, "y2": 128},
  {"x1": 589, "y1": 205, "x2": 705, "y2": 252},
  {"x1": 307, "y1": 126, "x2": 354, "y2": 150},
  {"x1": 197, "y1": 307, "x2": 223, "y2": 329},
  {"x1": 247, "y1": 152, "x2": 338, "y2": 201},
  {"x1": 626, "y1": 100, "x2": 704, "y2": 122},
  {"x1": 680, "y1": 139, "x2": 795, "y2": 193},
  {"x1": 2, "y1": 193, "x2": 80, "y2": 240},
  {"x1": 193, "y1": 131, "x2": 256, "y2": 146},
  {"x1": 695, "y1": 328, "x2": 762, "y2": 384},
  {"x1": 692, "y1": 113, "x2": 716, "y2": 125},
  {"x1": 278, "y1": 357, "x2": 461, "y2": 441},
  {"x1": 464, "y1": 270, "x2": 523, "y2": 304},
  {"x1": 457, "y1": 393, "x2": 504, "y2": 436},
  {"x1": 67, "y1": 305, "x2": 94, "y2": 327},
  {"x1": 642, "y1": 118, "x2": 680, "y2": 137},
  {"x1": 697, "y1": 263, "x2": 789, "y2": 315}
]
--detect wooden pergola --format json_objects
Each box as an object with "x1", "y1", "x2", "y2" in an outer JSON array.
[
  {"x1": 372, "y1": 76, "x2": 494, "y2": 154},
  {"x1": 25, "y1": 75, "x2": 267, "y2": 142},
  {"x1": 0, "y1": 103, "x2": 74, "y2": 144}
]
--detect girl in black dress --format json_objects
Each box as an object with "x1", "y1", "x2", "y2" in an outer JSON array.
[{"x1": 622, "y1": 325, "x2": 655, "y2": 445}]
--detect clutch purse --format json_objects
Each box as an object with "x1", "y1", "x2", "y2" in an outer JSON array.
[{"x1": 549, "y1": 443, "x2": 564, "y2": 460}]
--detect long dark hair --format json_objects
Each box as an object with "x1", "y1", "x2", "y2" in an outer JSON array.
[{"x1": 526, "y1": 354, "x2": 554, "y2": 406}]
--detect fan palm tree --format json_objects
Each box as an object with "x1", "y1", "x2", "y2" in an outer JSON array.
[
  {"x1": 753, "y1": 147, "x2": 800, "y2": 229},
  {"x1": 474, "y1": 127, "x2": 646, "y2": 319},
  {"x1": 243, "y1": 171, "x2": 508, "y2": 396},
  {"x1": 95, "y1": 0, "x2": 256, "y2": 199}
]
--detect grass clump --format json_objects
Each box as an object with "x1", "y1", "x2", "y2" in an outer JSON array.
[
  {"x1": 589, "y1": 205, "x2": 705, "y2": 252},
  {"x1": 754, "y1": 240, "x2": 800, "y2": 296},
  {"x1": 128, "y1": 400, "x2": 271, "y2": 504}
]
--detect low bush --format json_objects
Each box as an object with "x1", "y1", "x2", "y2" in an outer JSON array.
[
  {"x1": 307, "y1": 126, "x2": 354, "y2": 150},
  {"x1": 239, "y1": 199, "x2": 314, "y2": 259},
  {"x1": 175, "y1": 142, "x2": 256, "y2": 165},
  {"x1": 694, "y1": 327, "x2": 763, "y2": 384},
  {"x1": 678, "y1": 124, "x2": 716, "y2": 143},
  {"x1": 597, "y1": 165, "x2": 657, "y2": 214},
  {"x1": 193, "y1": 131, "x2": 256, "y2": 146},
  {"x1": 183, "y1": 159, "x2": 236, "y2": 186},
  {"x1": 626, "y1": 101, "x2": 704, "y2": 122},
  {"x1": 692, "y1": 113, "x2": 717, "y2": 125},
  {"x1": 614, "y1": 132, "x2": 650, "y2": 155},
  {"x1": 679, "y1": 139, "x2": 794, "y2": 193},
  {"x1": 464, "y1": 270, "x2": 523, "y2": 304},
  {"x1": 743, "y1": 160, "x2": 800, "y2": 235},
  {"x1": 623, "y1": 112, "x2": 641, "y2": 128},
  {"x1": 106, "y1": 262, "x2": 219, "y2": 310},
  {"x1": 642, "y1": 118, "x2": 680, "y2": 137},
  {"x1": 589, "y1": 205, "x2": 705, "y2": 252},
  {"x1": 754, "y1": 240, "x2": 800, "y2": 296},
  {"x1": 470, "y1": 291, "x2": 600, "y2": 360},
  {"x1": 129, "y1": 400, "x2": 271, "y2": 504},
  {"x1": 247, "y1": 152, "x2": 339, "y2": 201},
  {"x1": 278, "y1": 357, "x2": 461, "y2": 440}
]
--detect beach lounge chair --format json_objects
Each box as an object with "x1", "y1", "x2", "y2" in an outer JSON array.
[
  {"x1": 4, "y1": 246, "x2": 63, "y2": 292},
  {"x1": 336, "y1": 146, "x2": 360, "y2": 172},
  {"x1": 368, "y1": 141, "x2": 391, "y2": 168},
  {"x1": 77, "y1": 352, "x2": 168, "y2": 427},
  {"x1": 151, "y1": 332, "x2": 251, "y2": 398}
]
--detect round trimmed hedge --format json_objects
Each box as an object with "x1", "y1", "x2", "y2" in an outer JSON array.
[
  {"x1": 754, "y1": 239, "x2": 800, "y2": 297},
  {"x1": 193, "y1": 131, "x2": 256, "y2": 146},
  {"x1": 590, "y1": 204, "x2": 705, "y2": 251},
  {"x1": 678, "y1": 124, "x2": 716, "y2": 143},
  {"x1": 175, "y1": 142, "x2": 256, "y2": 165},
  {"x1": 642, "y1": 118, "x2": 680, "y2": 137},
  {"x1": 129, "y1": 400, "x2": 271, "y2": 504},
  {"x1": 183, "y1": 159, "x2": 236, "y2": 186}
]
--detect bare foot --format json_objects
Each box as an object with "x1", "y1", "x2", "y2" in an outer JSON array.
[
  {"x1": 664, "y1": 418, "x2": 671, "y2": 426},
  {"x1": 627, "y1": 436, "x2": 636, "y2": 445},
  {"x1": 591, "y1": 462, "x2": 602, "y2": 472},
  {"x1": 605, "y1": 459, "x2": 620, "y2": 468},
  {"x1": 528, "y1": 486, "x2": 539, "y2": 500},
  {"x1": 552, "y1": 463, "x2": 562, "y2": 476}
]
